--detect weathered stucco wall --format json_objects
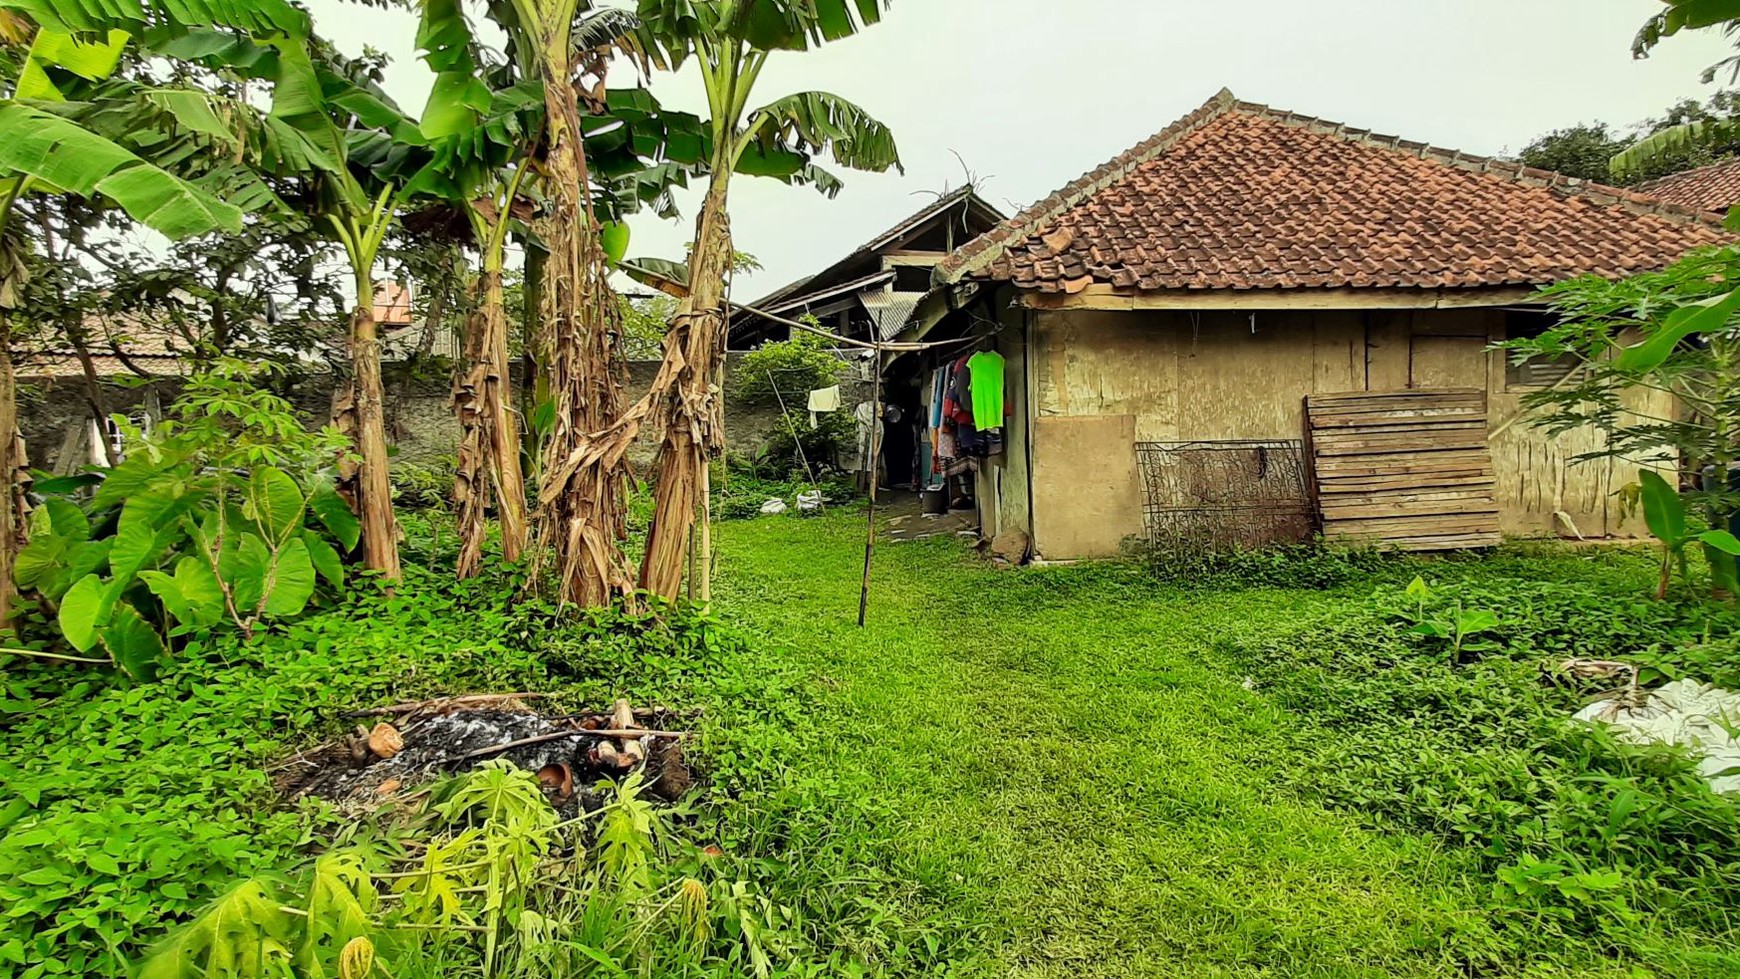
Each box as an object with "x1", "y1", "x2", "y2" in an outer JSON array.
[
  {"x1": 1030, "y1": 414, "x2": 1143, "y2": 558},
  {"x1": 1021, "y1": 306, "x2": 1668, "y2": 555}
]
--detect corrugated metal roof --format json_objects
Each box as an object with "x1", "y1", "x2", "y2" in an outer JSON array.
[{"x1": 860, "y1": 290, "x2": 926, "y2": 340}]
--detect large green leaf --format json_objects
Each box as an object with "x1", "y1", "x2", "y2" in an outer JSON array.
[
  {"x1": 100, "y1": 601, "x2": 166, "y2": 681},
  {"x1": 40, "y1": 498, "x2": 90, "y2": 541},
  {"x1": 21, "y1": 538, "x2": 110, "y2": 600},
  {"x1": 262, "y1": 538, "x2": 315, "y2": 618},
  {"x1": 1699, "y1": 529, "x2": 1740, "y2": 555},
  {"x1": 226, "y1": 533, "x2": 272, "y2": 614},
  {"x1": 119, "y1": 486, "x2": 205, "y2": 536},
  {"x1": 302, "y1": 531, "x2": 344, "y2": 589},
  {"x1": 137, "y1": 89, "x2": 238, "y2": 144},
  {"x1": 1614, "y1": 288, "x2": 1740, "y2": 373},
  {"x1": 16, "y1": 28, "x2": 129, "y2": 101},
  {"x1": 13, "y1": 536, "x2": 66, "y2": 591},
  {"x1": 0, "y1": 105, "x2": 243, "y2": 237},
  {"x1": 245, "y1": 466, "x2": 306, "y2": 546},
  {"x1": 1639, "y1": 470, "x2": 1688, "y2": 546},
  {"x1": 1610, "y1": 119, "x2": 1740, "y2": 178},
  {"x1": 57, "y1": 574, "x2": 108, "y2": 653},
  {"x1": 139, "y1": 556, "x2": 226, "y2": 632},
  {"x1": 1635, "y1": 0, "x2": 1740, "y2": 57},
  {"x1": 109, "y1": 521, "x2": 174, "y2": 583},
  {"x1": 309, "y1": 486, "x2": 361, "y2": 552},
  {"x1": 0, "y1": 0, "x2": 310, "y2": 38},
  {"x1": 742, "y1": 90, "x2": 900, "y2": 175}
]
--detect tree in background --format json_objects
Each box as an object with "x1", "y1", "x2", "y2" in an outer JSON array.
[
  {"x1": 1519, "y1": 123, "x2": 1633, "y2": 182},
  {"x1": 607, "y1": 0, "x2": 902, "y2": 601},
  {"x1": 489, "y1": 0, "x2": 647, "y2": 608},
  {"x1": 1518, "y1": 92, "x2": 1740, "y2": 185},
  {"x1": 0, "y1": 3, "x2": 308, "y2": 630},
  {"x1": 1613, "y1": 1, "x2": 1740, "y2": 180}
]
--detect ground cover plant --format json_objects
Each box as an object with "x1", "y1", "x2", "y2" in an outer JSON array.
[
  {"x1": 1219, "y1": 549, "x2": 1740, "y2": 977},
  {"x1": 9, "y1": 500, "x2": 1740, "y2": 978},
  {"x1": 0, "y1": 533, "x2": 825, "y2": 978},
  {"x1": 707, "y1": 516, "x2": 1740, "y2": 977}
]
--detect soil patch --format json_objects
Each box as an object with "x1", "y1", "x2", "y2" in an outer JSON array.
[{"x1": 274, "y1": 695, "x2": 692, "y2": 817}]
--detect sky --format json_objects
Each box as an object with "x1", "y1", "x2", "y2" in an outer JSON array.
[{"x1": 301, "y1": 0, "x2": 1740, "y2": 300}]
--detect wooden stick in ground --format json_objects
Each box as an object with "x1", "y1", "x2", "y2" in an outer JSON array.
[
  {"x1": 858, "y1": 344, "x2": 883, "y2": 628},
  {"x1": 457, "y1": 728, "x2": 688, "y2": 763}
]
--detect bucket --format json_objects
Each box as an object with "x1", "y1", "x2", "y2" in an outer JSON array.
[{"x1": 920, "y1": 489, "x2": 948, "y2": 515}]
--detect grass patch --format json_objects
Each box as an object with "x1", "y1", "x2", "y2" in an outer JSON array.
[{"x1": 710, "y1": 514, "x2": 1740, "y2": 977}]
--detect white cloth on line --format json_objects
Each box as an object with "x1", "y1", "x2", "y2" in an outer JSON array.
[{"x1": 807, "y1": 385, "x2": 842, "y2": 429}]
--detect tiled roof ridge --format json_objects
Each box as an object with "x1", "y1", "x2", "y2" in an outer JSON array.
[
  {"x1": 937, "y1": 89, "x2": 1726, "y2": 285},
  {"x1": 1247, "y1": 100, "x2": 1724, "y2": 228},
  {"x1": 936, "y1": 89, "x2": 1243, "y2": 283},
  {"x1": 1636, "y1": 156, "x2": 1740, "y2": 212}
]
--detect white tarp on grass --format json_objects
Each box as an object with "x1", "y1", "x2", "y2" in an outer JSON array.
[{"x1": 1575, "y1": 679, "x2": 1740, "y2": 794}]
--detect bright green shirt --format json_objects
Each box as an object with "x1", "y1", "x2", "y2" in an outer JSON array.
[{"x1": 967, "y1": 350, "x2": 1005, "y2": 429}]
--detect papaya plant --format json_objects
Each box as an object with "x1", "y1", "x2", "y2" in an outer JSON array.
[
  {"x1": 14, "y1": 365, "x2": 359, "y2": 678},
  {"x1": 1638, "y1": 469, "x2": 1740, "y2": 599}
]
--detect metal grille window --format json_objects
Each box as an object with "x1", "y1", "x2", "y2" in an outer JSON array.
[{"x1": 1136, "y1": 440, "x2": 1313, "y2": 552}]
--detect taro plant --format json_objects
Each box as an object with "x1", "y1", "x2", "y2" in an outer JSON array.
[
  {"x1": 13, "y1": 365, "x2": 358, "y2": 677},
  {"x1": 1637, "y1": 468, "x2": 1740, "y2": 599}
]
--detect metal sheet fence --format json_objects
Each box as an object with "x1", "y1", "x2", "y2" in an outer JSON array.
[{"x1": 1135, "y1": 440, "x2": 1314, "y2": 552}]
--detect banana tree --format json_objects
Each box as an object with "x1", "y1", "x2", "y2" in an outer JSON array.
[
  {"x1": 411, "y1": 0, "x2": 700, "y2": 581},
  {"x1": 0, "y1": 8, "x2": 299, "y2": 631},
  {"x1": 624, "y1": 0, "x2": 902, "y2": 600},
  {"x1": 259, "y1": 39, "x2": 436, "y2": 582},
  {"x1": 476, "y1": 0, "x2": 653, "y2": 608}
]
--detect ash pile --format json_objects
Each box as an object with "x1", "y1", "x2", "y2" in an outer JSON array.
[{"x1": 274, "y1": 694, "x2": 692, "y2": 816}]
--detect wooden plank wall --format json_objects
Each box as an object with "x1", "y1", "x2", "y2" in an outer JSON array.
[{"x1": 1306, "y1": 389, "x2": 1503, "y2": 551}]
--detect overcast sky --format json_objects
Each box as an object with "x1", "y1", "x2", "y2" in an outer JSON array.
[{"x1": 302, "y1": 0, "x2": 1738, "y2": 299}]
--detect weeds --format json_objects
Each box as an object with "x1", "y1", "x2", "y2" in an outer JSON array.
[{"x1": 1226, "y1": 568, "x2": 1740, "y2": 971}]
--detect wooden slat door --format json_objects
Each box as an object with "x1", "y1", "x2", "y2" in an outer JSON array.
[{"x1": 1305, "y1": 389, "x2": 1502, "y2": 551}]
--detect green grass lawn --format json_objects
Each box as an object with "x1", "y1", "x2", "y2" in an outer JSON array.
[{"x1": 709, "y1": 512, "x2": 1641, "y2": 978}]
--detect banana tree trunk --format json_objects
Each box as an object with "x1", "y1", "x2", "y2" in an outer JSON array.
[
  {"x1": 453, "y1": 258, "x2": 529, "y2": 578},
  {"x1": 333, "y1": 296, "x2": 402, "y2": 581},
  {"x1": 639, "y1": 178, "x2": 734, "y2": 599},
  {"x1": 531, "y1": 72, "x2": 632, "y2": 608},
  {"x1": 0, "y1": 312, "x2": 25, "y2": 633}
]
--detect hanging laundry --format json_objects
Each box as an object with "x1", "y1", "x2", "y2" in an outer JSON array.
[
  {"x1": 966, "y1": 350, "x2": 1006, "y2": 431},
  {"x1": 806, "y1": 385, "x2": 841, "y2": 429}
]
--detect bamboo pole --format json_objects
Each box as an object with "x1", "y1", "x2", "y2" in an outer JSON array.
[{"x1": 858, "y1": 346, "x2": 883, "y2": 628}]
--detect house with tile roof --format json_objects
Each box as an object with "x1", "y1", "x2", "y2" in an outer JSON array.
[
  {"x1": 900, "y1": 90, "x2": 1729, "y2": 560},
  {"x1": 1638, "y1": 157, "x2": 1740, "y2": 214},
  {"x1": 729, "y1": 185, "x2": 1004, "y2": 349}
]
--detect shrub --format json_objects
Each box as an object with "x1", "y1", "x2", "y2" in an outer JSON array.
[
  {"x1": 390, "y1": 455, "x2": 457, "y2": 511},
  {"x1": 1128, "y1": 537, "x2": 1394, "y2": 590},
  {"x1": 0, "y1": 557, "x2": 802, "y2": 979},
  {"x1": 1224, "y1": 567, "x2": 1740, "y2": 965},
  {"x1": 12, "y1": 365, "x2": 358, "y2": 677},
  {"x1": 734, "y1": 331, "x2": 846, "y2": 408}
]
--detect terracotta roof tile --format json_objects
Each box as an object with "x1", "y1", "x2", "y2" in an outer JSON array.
[
  {"x1": 939, "y1": 90, "x2": 1728, "y2": 292},
  {"x1": 1637, "y1": 158, "x2": 1740, "y2": 214}
]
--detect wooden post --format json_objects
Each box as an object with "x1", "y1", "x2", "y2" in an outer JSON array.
[{"x1": 858, "y1": 346, "x2": 882, "y2": 628}]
